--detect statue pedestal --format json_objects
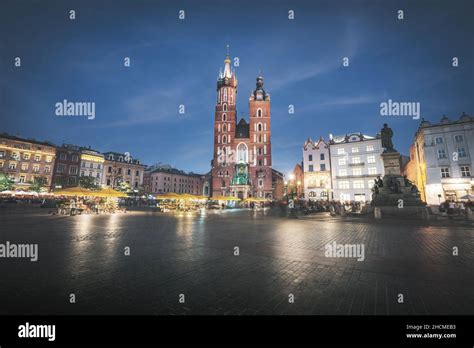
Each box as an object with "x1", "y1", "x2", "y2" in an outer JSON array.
[
  {"x1": 369, "y1": 151, "x2": 426, "y2": 218},
  {"x1": 382, "y1": 151, "x2": 401, "y2": 175}
]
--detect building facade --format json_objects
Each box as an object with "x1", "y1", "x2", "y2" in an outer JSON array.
[
  {"x1": 52, "y1": 144, "x2": 81, "y2": 189},
  {"x1": 210, "y1": 52, "x2": 273, "y2": 199},
  {"x1": 329, "y1": 133, "x2": 384, "y2": 203},
  {"x1": 79, "y1": 148, "x2": 105, "y2": 186},
  {"x1": 102, "y1": 152, "x2": 144, "y2": 190},
  {"x1": 0, "y1": 133, "x2": 56, "y2": 189},
  {"x1": 302, "y1": 137, "x2": 331, "y2": 200},
  {"x1": 144, "y1": 167, "x2": 205, "y2": 195},
  {"x1": 406, "y1": 113, "x2": 473, "y2": 205}
]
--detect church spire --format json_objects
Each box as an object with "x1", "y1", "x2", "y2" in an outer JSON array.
[{"x1": 223, "y1": 44, "x2": 232, "y2": 78}]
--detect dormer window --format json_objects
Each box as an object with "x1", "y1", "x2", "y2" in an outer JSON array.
[{"x1": 108, "y1": 154, "x2": 113, "y2": 160}]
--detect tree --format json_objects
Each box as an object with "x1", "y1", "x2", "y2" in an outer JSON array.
[
  {"x1": 117, "y1": 180, "x2": 131, "y2": 193},
  {"x1": 0, "y1": 173, "x2": 15, "y2": 191},
  {"x1": 79, "y1": 176, "x2": 100, "y2": 190},
  {"x1": 29, "y1": 176, "x2": 48, "y2": 192}
]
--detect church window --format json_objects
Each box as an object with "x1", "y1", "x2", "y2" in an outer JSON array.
[
  {"x1": 222, "y1": 113, "x2": 227, "y2": 121},
  {"x1": 223, "y1": 103, "x2": 227, "y2": 111},
  {"x1": 257, "y1": 123, "x2": 263, "y2": 132},
  {"x1": 223, "y1": 88, "x2": 228, "y2": 102},
  {"x1": 257, "y1": 108, "x2": 263, "y2": 117},
  {"x1": 222, "y1": 135, "x2": 227, "y2": 144},
  {"x1": 223, "y1": 124, "x2": 227, "y2": 132}
]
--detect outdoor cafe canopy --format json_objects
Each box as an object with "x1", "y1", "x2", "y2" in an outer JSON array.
[
  {"x1": 211, "y1": 196, "x2": 241, "y2": 202},
  {"x1": 53, "y1": 187, "x2": 127, "y2": 198},
  {"x1": 155, "y1": 192, "x2": 182, "y2": 200},
  {"x1": 242, "y1": 197, "x2": 268, "y2": 203}
]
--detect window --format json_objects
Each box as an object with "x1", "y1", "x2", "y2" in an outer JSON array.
[
  {"x1": 127, "y1": 169, "x2": 131, "y2": 175},
  {"x1": 107, "y1": 179, "x2": 111, "y2": 186},
  {"x1": 367, "y1": 155, "x2": 376, "y2": 164},
  {"x1": 96, "y1": 173, "x2": 100, "y2": 178},
  {"x1": 257, "y1": 123, "x2": 262, "y2": 131},
  {"x1": 366, "y1": 145, "x2": 374, "y2": 152},
  {"x1": 352, "y1": 156, "x2": 361, "y2": 164},
  {"x1": 308, "y1": 154, "x2": 313, "y2": 161},
  {"x1": 222, "y1": 135, "x2": 227, "y2": 144},
  {"x1": 72, "y1": 155, "x2": 79, "y2": 162},
  {"x1": 441, "y1": 167, "x2": 450, "y2": 178},
  {"x1": 368, "y1": 167, "x2": 377, "y2": 175},
  {"x1": 339, "y1": 181, "x2": 350, "y2": 189},
  {"x1": 60, "y1": 153, "x2": 67, "y2": 160},
  {"x1": 368, "y1": 180, "x2": 375, "y2": 189},
  {"x1": 69, "y1": 166, "x2": 78, "y2": 175},
  {"x1": 19, "y1": 175, "x2": 26, "y2": 183},
  {"x1": 68, "y1": 177, "x2": 76, "y2": 185},
  {"x1": 461, "y1": 166, "x2": 471, "y2": 177},
  {"x1": 437, "y1": 149, "x2": 447, "y2": 159},
  {"x1": 222, "y1": 124, "x2": 227, "y2": 132},
  {"x1": 46, "y1": 156, "x2": 52, "y2": 163},
  {"x1": 221, "y1": 180, "x2": 225, "y2": 188},
  {"x1": 108, "y1": 166, "x2": 112, "y2": 173},
  {"x1": 457, "y1": 148, "x2": 466, "y2": 157},
  {"x1": 23, "y1": 153, "x2": 30, "y2": 160},
  {"x1": 352, "y1": 147, "x2": 359, "y2": 153},
  {"x1": 0, "y1": 151, "x2": 5, "y2": 158},
  {"x1": 12, "y1": 152, "x2": 20, "y2": 160},
  {"x1": 9, "y1": 163, "x2": 16, "y2": 170},
  {"x1": 21, "y1": 163, "x2": 28, "y2": 171},
  {"x1": 338, "y1": 158, "x2": 346, "y2": 165},
  {"x1": 352, "y1": 168, "x2": 362, "y2": 176},
  {"x1": 435, "y1": 137, "x2": 443, "y2": 144},
  {"x1": 0, "y1": 161, "x2": 3, "y2": 168},
  {"x1": 136, "y1": 171, "x2": 139, "y2": 176},
  {"x1": 353, "y1": 180, "x2": 364, "y2": 189},
  {"x1": 33, "y1": 165, "x2": 39, "y2": 173},
  {"x1": 81, "y1": 171, "x2": 85, "y2": 176},
  {"x1": 89, "y1": 163, "x2": 93, "y2": 168},
  {"x1": 118, "y1": 168, "x2": 122, "y2": 174},
  {"x1": 337, "y1": 148, "x2": 345, "y2": 155},
  {"x1": 44, "y1": 166, "x2": 50, "y2": 174},
  {"x1": 454, "y1": 135, "x2": 463, "y2": 143},
  {"x1": 82, "y1": 162, "x2": 86, "y2": 167},
  {"x1": 223, "y1": 89, "x2": 227, "y2": 102},
  {"x1": 57, "y1": 164, "x2": 65, "y2": 173},
  {"x1": 223, "y1": 104, "x2": 227, "y2": 111},
  {"x1": 320, "y1": 153, "x2": 325, "y2": 160},
  {"x1": 320, "y1": 164, "x2": 326, "y2": 171},
  {"x1": 258, "y1": 179, "x2": 263, "y2": 187},
  {"x1": 308, "y1": 165, "x2": 314, "y2": 172},
  {"x1": 338, "y1": 169, "x2": 347, "y2": 176},
  {"x1": 34, "y1": 155, "x2": 41, "y2": 161},
  {"x1": 257, "y1": 108, "x2": 262, "y2": 117}
]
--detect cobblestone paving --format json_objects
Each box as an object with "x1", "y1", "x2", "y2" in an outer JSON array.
[{"x1": 0, "y1": 208, "x2": 473, "y2": 315}]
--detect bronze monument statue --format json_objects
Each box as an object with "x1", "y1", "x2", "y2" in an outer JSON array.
[{"x1": 381, "y1": 123, "x2": 395, "y2": 152}]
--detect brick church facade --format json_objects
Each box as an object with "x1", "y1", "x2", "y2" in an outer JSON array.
[{"x1": 211, "y1": 52, "x2": 273, "y2": 199}]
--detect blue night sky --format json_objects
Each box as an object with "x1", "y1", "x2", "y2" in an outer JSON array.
[{"x1": 1, "y1": 0, "x2": 473, "y2": 176}]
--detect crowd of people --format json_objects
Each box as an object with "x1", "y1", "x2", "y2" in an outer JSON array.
[
  {"x1": 49, "y1": 197, "x2": 126, "y2": 215},
  {"x1": 439, "y1": 199, "x2": 473, "y2": 219}
]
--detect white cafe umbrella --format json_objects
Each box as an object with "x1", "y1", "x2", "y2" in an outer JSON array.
[{"x1": 460, "y1": 194, "x2": 474, "y2": 200}]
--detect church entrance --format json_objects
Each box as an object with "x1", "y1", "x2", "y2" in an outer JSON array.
[{"x1": 237, "y1": 191, "x2": 244, "y2": 200}]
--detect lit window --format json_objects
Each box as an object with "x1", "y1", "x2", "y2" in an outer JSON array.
[
  {"x1": 352, "y1": 147, "x2": 359, "y2": 153},
  {"x1": 352, "y1": 156, "x2": 361, "y2": 164},
  {"x1": 366, "y1": 145, "x2": 374, "y2": 152},
  {"x1": 339, "y1": 181, "x2": 350, "y2": 189},
  {"x1": 338, "y1": 158, "x2": 346, "y2": 165},
  {"x1": 353, "y1": 180, "x2": 364, "y2": 189},
  {"x1": 338, "y1": 169, "x2": 347, "y2": 176},
  {"x1": 308, "y1": 165, "x2": 314, "y2": 172},
  {"x1": 352, "y1": 168, "x2": 362, "y2": 176},
  {"x1": 367, "y1": 155, "x2": 376, "y2": 164},
  {"x1": 368, "y1": 167, "x2": 377, "y2": 175},
  {"x1": 337, "y1": 148, "x2": 345, "y2": 155}
]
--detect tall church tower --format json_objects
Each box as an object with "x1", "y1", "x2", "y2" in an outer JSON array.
[
  {"x1": 211, "y1": 49, "x2": 238, "y2": 196},
  {"x1": 248, "y1": 76, "x2": 272, "y2": 198}
]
